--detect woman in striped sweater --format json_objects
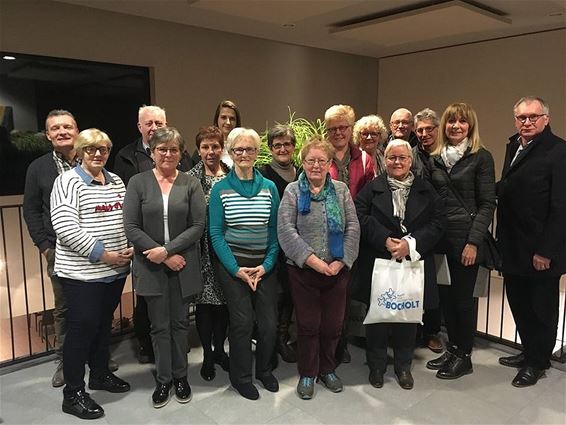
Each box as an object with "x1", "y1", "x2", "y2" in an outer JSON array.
[
  {"x1": 50, "y1": 129, "x2": 132, "y2": 420},
  {"x1": 209, "y1": 127, "x2": 280, "y2": 401}
]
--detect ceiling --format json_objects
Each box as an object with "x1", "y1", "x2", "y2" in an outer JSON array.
[{"x1": 54, "y1": 0, "x2": 566, "y2": 58}]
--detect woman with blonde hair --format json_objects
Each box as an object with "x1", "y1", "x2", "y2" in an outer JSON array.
[{"x1": 427, "y1": 103, "x2": 496, "y2": 379}]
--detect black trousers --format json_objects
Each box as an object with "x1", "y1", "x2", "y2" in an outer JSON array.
[
  {"x1": 214, "y1": 258, "x2": 278, "y2": 386},
  {"x1": 366, "y1": 323, "x2": 416, "y2": 372},
  {"x1": 438, "y1": 259, "x2": 478, "y2": 354},
  {"x1": 505, "y1": 274, "x2": 560, "y2": 369},
  {"x1": 134, "y1": 295, "x2": 152, "y2": 349},
  {"x1": 276, "y1": 260, "x2": 294, "y2": 338},
  {"x1": 61, "y1": 276, "x2": 126, "y2": 396}
]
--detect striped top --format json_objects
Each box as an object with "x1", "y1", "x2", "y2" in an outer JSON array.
[
  {"x1": 50, "y1": 166, "x2": 130, "y2": 281},
  {"x1": 209, "y1": 169, "x2": 280, "y2": 276}
]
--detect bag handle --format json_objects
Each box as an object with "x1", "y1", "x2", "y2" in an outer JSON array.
[{"x1": 440, "y1": 169, "x2": 476, "y2": 218}]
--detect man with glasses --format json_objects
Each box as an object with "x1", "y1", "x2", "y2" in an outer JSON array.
[
  {"x1": 388, "y1": 108, "x2": 419, "y2": 147},
  {"x1": 496, "y1": 96, "x2": 566, "y2": 387},
  {"x1": 113, "y1": 105, "x2": 193, "y2": 364}
]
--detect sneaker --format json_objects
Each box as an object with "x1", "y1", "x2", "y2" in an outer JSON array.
[
  {"x1": 317, "y1": 372, "x2": 343, "y2": 393},
  {"x1": 173, "y1": 377, "x2": 192, "y2": 403},
  {"x1": 297, "y1": 376, "x2": 315, "y2": 400},
  {"x1": 52, "y1": 359, "x2": 64, "y2": 388},
  {"x1": 62, "y1": 389, "x2": 104, "y2": 420},
  {"x1": 152, "y1": 382, "x2": 172, "y2": 408},
  {"x1": 88, "y1": 372, "x2": 130, "y2": 393}
]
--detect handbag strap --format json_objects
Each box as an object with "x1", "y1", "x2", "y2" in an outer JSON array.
[{"x1": 439, "y1": 168, "x2": 476, "y2": 218}]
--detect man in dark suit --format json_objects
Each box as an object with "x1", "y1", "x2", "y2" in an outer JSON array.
[{"x1": 496, "y1": 96, "x2": 566, "y2": 387}]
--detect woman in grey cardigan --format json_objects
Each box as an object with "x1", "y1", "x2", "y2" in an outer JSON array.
[
  {"x1": 123, "y1": 127, "x2": 206, "y2": 408},
  {"x1": 277, "y1": 137, "x2": 360, "y2": 400}
]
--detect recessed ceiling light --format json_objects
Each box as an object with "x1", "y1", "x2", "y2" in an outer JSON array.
[
  {"x1": 3, "y1": 55, "x2": 16, "y2": 60},
  {"x1": 281, "y1": 23, "x2": 296, "y2": 29}
]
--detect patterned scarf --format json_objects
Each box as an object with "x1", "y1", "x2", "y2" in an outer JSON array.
[
  {"x1": 441, "y1": 137, "x2": 469, "y2": 172},
  {"x1": 298, "y1": 171, "x2": 344, "y2": 259},
  {"x1": 387, "y1": 171, "x2": 414, "y2": 233}
]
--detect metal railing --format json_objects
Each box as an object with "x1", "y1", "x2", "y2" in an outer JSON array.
[{"x1": 1, "y1": 202, "x2": 564, "y2": 367}]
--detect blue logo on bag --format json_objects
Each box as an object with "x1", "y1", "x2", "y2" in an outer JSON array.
[{"x1": 378, "y1": 288, "x2": 419, "y2": 310}]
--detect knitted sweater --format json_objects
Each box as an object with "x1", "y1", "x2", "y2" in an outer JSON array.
[
  {"x1": 208, "y1": 168, "x2": 280, "y2": 276},
  {"x1": 50, "y1": 166, "x2": 130, "y2": 281}
]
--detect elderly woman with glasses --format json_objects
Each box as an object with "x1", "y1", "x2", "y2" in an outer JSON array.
[
  {"x1": 353, "y1": 114, "x2": 389, "y2": 176},
  {"x1": 355, "y1": 139, "x2": 445, "y2": 390},
  {"x1": 50, "y1": 129, "x2": 133, "y2": 420},
  {"x1": 123, "y1": 127, "x2": 206, "y2": 408},
  {"x1": 278, "y1": 137, "x2": 360, "y2": 400},
  {"x1": 427, "y1": 103, "x2": 496, "y2": 380},
  {"x1": 209, "y1": 127, "x2": 280, "y2": 400},
  {"x1": 259, "y1": 124, "x2": 298, "y2": 363}
]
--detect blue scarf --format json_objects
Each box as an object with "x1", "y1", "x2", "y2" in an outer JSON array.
[{"x1": 298, "y1": 171, "x2": 344, "y2": 259}]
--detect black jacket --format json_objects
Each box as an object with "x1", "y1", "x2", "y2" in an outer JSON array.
[
  {"x1": 411, "y1": 144, "x2": 431, "y2": 180},
  {"x1": 113, "y1": 138, "x2": 194, "y2": 185},
  {"x1": 429, "y1": 147, "x2": 496, "y2": 263},
  {"x1": 353, "y1": 174, "x2": 445, "y2": 309},
  {"x1": 496, "y1": 126, "x2": 566, "y2": 276},
  {"x1": 23, "y1": 152, "x2": 58, "y2": 252}
]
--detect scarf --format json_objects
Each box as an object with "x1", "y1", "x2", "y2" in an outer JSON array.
[
  {"x1": 298, "y1": 171, "x2": 344, "y2": 259},
  {"x1": 269, "y1": 159, "x2": 296, "y2": 183},
  {"x1": 387, "y1": 171, "x2": 414, "y2": 233},
  {"x1": 226, "y1": 168, "x2": 264, "y2": 198},
  {"x1": 441, "y1": 137, "x2": 469, "y2": 172}
]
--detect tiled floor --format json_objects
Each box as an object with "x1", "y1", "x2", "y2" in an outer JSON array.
[{"x1": 1, "y1": 336, "x2": 564, "y2": 425}]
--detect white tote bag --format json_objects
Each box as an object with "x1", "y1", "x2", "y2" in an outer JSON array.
[{"x1": 363, "y1": 258, "x2": 425, "y2": 325}]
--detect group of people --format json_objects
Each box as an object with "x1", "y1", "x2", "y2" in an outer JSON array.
[{"x1": 22, "y1": 96, "x2": 565, "y2": 420}]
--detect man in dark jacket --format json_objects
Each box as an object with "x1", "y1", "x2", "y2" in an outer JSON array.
[
  {"x1": 113, "y1": 105, "x2": 193, "y2": 363},
  {"x1": 23, "y1": 110, "x2": 79, "y2": 387},
  {"x1": 496, "y1": 96, "x2": 566, "y2": 387}
]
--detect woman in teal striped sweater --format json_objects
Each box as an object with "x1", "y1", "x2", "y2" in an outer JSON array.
[{"x1": 209, "y1": 127, "x2": 280, "y2": 401}]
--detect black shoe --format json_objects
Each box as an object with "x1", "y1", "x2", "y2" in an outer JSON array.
[
  {"x1": 233, "y1": 382, "x2": 259, "y2": 400},
  {"x1": 277, "y1": 338, "x2": 297, "y2": 363},
  {"x1": 426, "y1": 351, "x2": 454, "y2": 370},
  {"x1": 173, "y1": 377, "x2": 192, "y2": 403},
  {"x1": 152, "y1": 382, "x2": 172, "y2": 408},
  {"x1": 214, "y1": 352, "x2": 230, "y2": 372},
  {"x1": 499, "y1": 353, "x2": 525, "y2": 368},
  {"x1": 436, "y1": 352, "x2": 473, "y2": 380},
  {"x1": 62, "y1": 389, "x2": 104, "y2": 420},
  {"x1": 368, "y1": 370, "x2": 384, "y2": 388},
  {"x1": 257, "y1": 373, "x2": 279, "y2": 392},
  {"x1": 395, "y1": 370, "x2": 414, "y2": 390},
  {"x1": 89, "y1": 372, "x2": 130, "y2": 393},
  {"x1": 200, "y1": 357, "x2": 216, "y2": 381},
  {"x1": 512, "y1": 366, "x2": 545, "y2": 388},
  {"x1": 138, "y1": 344, "x2": 155, "y2": 364}
]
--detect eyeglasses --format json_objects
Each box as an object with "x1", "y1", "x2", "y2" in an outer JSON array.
[
  {"x1": 231, "y1": 147, "x2": 257, "y2": 156},
  {"x1": 386, "y1": 155, "x2": 410, "y2": 163},
  {"x1": 416, "y1": 126, "x2": 437, "y2": 134},
  {"x1": 390, "y1": 120, "x2": 411, "y2": 128},
  {"x1": 84, "y1": 146, "x2": 110, "y2": 155},
  {"x1": 514, "y1": 114, "x2": 546, "y2": 124},
  {"x1": 327, "y1": 125, "x2": 351, "y2": 134},
  {"x1": 361, "y1": 131, "x2": 380, "y2": 139},
  {"x1": 303, "y1": 158, "x2": 330, "y2": 167},
  {"x1": 272, "y1": 142, "x2": 295, "y2": 151},
  {"x1": 155, "y1": 147, "x2": 180, "y2": 155}
]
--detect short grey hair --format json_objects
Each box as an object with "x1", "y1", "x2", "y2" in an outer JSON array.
[
  {"x1": 267, "y1": 124, "x2": 296, "y2": 147},
  {"x1": 45, "y1": 109, "x2": 77, "y2": 131},
  {"x1": 148, "y1": 126, "x2": 184, "y2": 151},
  {"x1": 513, "y1": 96, "x2": 550, "y2": 115},
  {"x1": 384, "y1": 139, "x2": 413, "y2": 159},
  {"x1": 225, "y1": 127, "x2": 261, "y2": 152},
  {"x1": 414, "y1": 108, "x2": 439, "y2": 126},
  {"x1": 138, "y1": 105, "x2": 166, "y2": 122}
]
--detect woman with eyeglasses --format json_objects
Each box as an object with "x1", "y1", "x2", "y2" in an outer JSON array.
[
  {"x1": 50, "y1": 129, "x2": 132, "y2": 420},
  {"x1": 259, "y1": 124, "x2": 298, "y2": 363},
  {"x1": 355, "y1": 139, "x2": 445, "y2": 390},
  {"x1": 208, "y1": 127, "x2": 280, "y2": 400},
  {"x1": 278, "y1": 137, "x2": 360, "y2": 400},
  {"x1": 427, "y1": 103, "x2": 496, "y2": 380},
  {"x1": 352, "y1": 114, "x2": 389, "y2": 176},
  {"x1": 123, "y1": 127, "x2": 206, "y2": 408}
]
